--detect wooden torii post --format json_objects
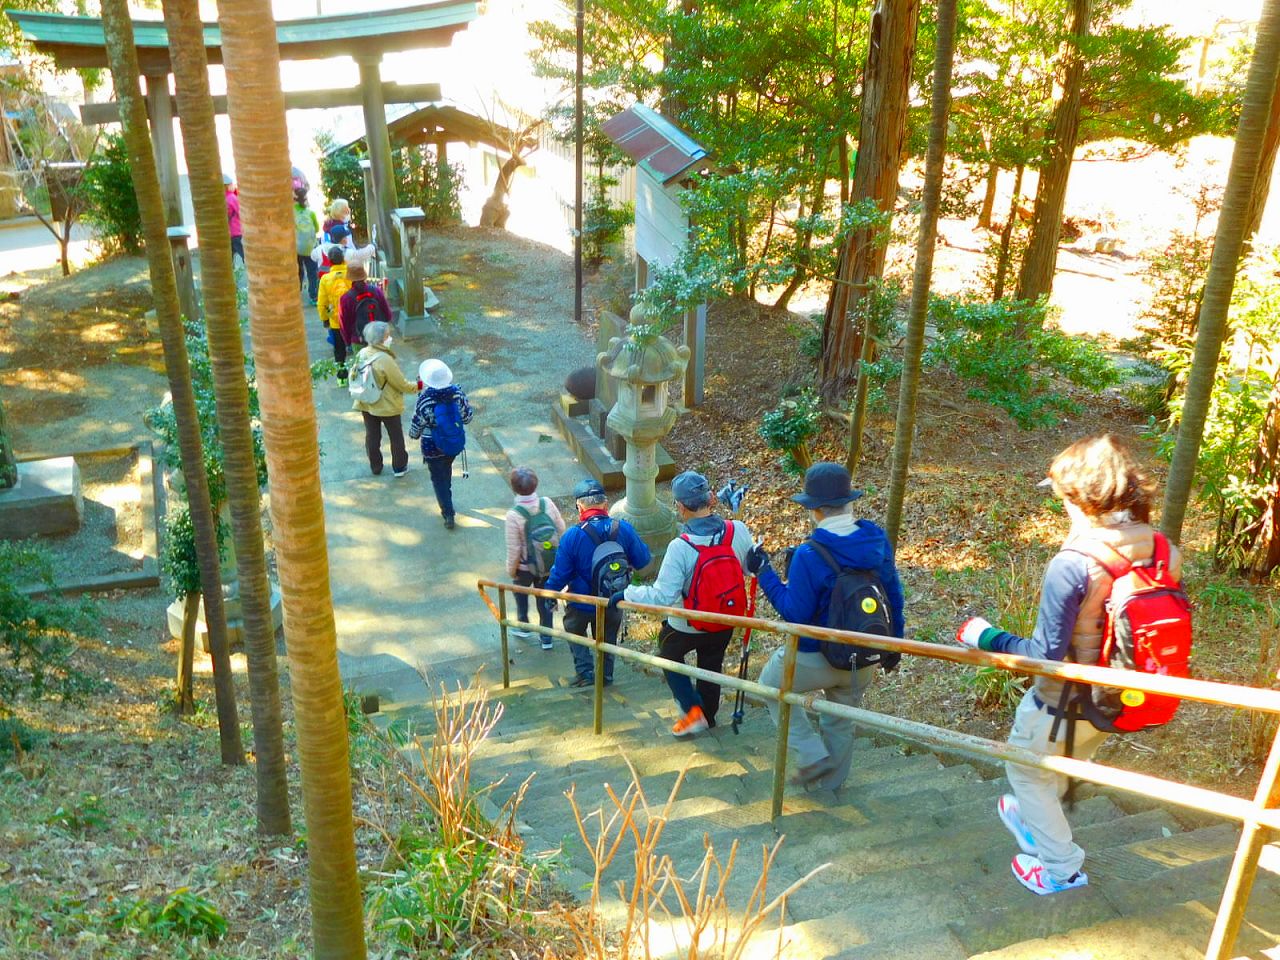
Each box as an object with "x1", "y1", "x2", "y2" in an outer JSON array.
[{"x1": 8, "y1": 2, "x2": 478, "y2": 315}]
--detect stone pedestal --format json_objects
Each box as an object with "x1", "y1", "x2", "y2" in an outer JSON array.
[
  {"x1": 167, "y1": 580, "x2": 284, "y2": 653},
  {"x1": 603, "y1": 317, "x2": 689, "y2": 575},
  {"x1": 0, "y1": 457, "x2": 83, "y2": 539}
]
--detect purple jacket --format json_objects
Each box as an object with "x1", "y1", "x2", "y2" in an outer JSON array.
[{"x1": 339, "y1": 281, "x2": 392, "y2": 345}]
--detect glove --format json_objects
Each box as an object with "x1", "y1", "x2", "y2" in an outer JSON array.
[
  {"x1": 417, "y1": 379, "x2": 424, "y2": 390},
  {"x1": 957, "y1": 616, "x2": 995, "y2": 649},
  {"x1": 607, "y1": 591, "x2": 625, "y2": 610},
  {"x1": 746, "y1": 543, "x2": 770, "y2": 576}
]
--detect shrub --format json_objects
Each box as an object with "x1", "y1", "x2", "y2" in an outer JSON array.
[
  {"x1": 925, "y1": 297, "x2": 1121, "y2": 429},
  {"x1": 399, "y1": 147, "x2": 465, "y2": 227},
  {"x1": 159, "y1": 503, "x2": 227, "y2": 601},
  {"x1": 81, "y1": 132, "x2": 142, "y2": 255},
  {"x1": 112, "y1": 888, "x2": 228, "y2": 942},
  {"x1": 0, "y1": 542, "x2": 103, "y2": 716},
  {"x1": 759, "y1": 388, "x2": 821, "y2": 474},
  {"x1": 582, "y1": 173, "x2": 633, "y2": 267},
  {"x1": 316, "y1": 131, "x2": 367, "y2": 238}
]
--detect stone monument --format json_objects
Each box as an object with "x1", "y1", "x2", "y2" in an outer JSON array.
[{"x1": 603, "y1": 310, "x2": 690, "y2": 572}]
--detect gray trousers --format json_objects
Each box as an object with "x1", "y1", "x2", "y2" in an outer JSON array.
[
  {"x1": 759, "y1": 648, "x2": 875, "y2": 790},
  {"x1": 1006, "y1": 689, "x2": 1108, "y2": 880}
]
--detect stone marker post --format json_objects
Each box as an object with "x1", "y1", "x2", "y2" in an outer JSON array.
[{"x1": 603, "y1": 305, "x2": 689, "y2": 574}]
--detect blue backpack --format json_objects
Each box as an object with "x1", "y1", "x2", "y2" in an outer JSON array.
[{"x1": 431, "y1": 396, "x2": 466, "y2": 456}]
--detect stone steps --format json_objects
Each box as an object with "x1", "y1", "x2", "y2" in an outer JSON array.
[{"x1": 408, "y1": 669, "x2": 1279, "y2": 959}]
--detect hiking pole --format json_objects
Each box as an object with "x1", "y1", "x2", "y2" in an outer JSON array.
[
  {"x1": 731, "y1": 574, "x2": 759, "y2": 734},
  {"x1": 460, "y1": 449, "x2": 470, "y2": 479}
]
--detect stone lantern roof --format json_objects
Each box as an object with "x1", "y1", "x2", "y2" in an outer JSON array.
[{"x1": 603, "y1": 335, "x2": 690, "y2": 387}]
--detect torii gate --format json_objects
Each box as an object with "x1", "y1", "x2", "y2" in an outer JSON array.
[{"x1": 8, "y1": 1, "x2": 477, "y2": 320}]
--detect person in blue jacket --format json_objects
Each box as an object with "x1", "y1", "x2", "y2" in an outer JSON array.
[
  {"x1": 544, "y1": 478, "x2": 652, "y2": 687},
  {"x1": 747, "y1": 462, "x2": 905, "y2": 790}
]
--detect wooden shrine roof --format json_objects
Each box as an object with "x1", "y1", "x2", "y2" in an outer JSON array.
[
  {"x1": 7, "y1": 0, "x2": 478, "y2": 73},
  {"x1": 334, "y1": 103, "x2": 529, "y2": 154},
  {"x1": 601, "y1": 104, "x2": 708, "y2": 186}
]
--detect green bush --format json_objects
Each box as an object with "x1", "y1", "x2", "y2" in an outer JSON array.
[
  {"x1": 582, "y1": 173, "x2": 633, "y2": 267},
  {"x1": 925, "y1": 297, "x2": 1121, "y2": 429},
  {"x1": 0, "y1": 542, "x2": 103, "y2": 716},
  {"x1": 399, "y1": 147, "x2": 466, "y2": 227},
  {"x1": 316, "y1": 131, "x2": 367, "y2": 238},
  {"x1": 759, "y1": 388, "x2": 822, "y2": 474},
  {"x1": 159, "y1": 503, "x2": 228, "y2": 601},
  {"x1": 112, "y1": 888, "x2": 228, "y2": 942},
  {"x1": 81, "y1": 132, "x2": 142, "y2": 255}
]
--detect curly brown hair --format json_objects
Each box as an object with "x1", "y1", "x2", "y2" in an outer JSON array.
[{"x1": 1047, "y1": 434, "x2": 1155, "y2": 522}]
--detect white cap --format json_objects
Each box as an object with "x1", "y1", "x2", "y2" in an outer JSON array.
[{"x1": 418, "y1": 359, "x2": 452, "y2": 389}]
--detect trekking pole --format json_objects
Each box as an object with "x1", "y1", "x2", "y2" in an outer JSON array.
[
  {"x1": 731, "y1": 574, "x2": 760, "y2": 734},
  {"x1": 460, "y1": 449, "x2": 470, "y2": 479}
]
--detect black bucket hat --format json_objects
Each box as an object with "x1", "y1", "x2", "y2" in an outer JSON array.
[{"x1": 791, "y1": 462, "x2": 864, "y2": 509}]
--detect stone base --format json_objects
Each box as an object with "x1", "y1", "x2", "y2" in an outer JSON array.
[
  {"x1": 167, "y1": 582, "x2": 284, "y2": 653},
  {"x1": 399, "y1": 312, "x2": 432, "y2": 339},
  {"x1": 610, "y1": 496, "x2": 677, "y2": 578},
  {"x1": 553, "y1": 405, "x2": 677, "y2": 492},
  {"x1": 588, "y1": 399, "x2": 627, "y2": 461},
  {"x1": 558, "y1": 393, "x2": 590, "y2": 418},
  {"x1": 0, "y1": 457, "x2": 83, "y2": 539}
]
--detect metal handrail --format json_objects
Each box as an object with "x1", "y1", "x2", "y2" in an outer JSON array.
[{"x1": 476, "y1": 578, "x2": 1280, "y2": 960}]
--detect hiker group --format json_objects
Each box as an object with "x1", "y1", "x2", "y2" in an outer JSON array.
[{"x1": 501, "y1": 434, "x2": 1191, "y2": 899}]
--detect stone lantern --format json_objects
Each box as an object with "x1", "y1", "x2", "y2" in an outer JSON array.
[{"x1": 600, "y1": 304, "x2": 690, "y2": 573}]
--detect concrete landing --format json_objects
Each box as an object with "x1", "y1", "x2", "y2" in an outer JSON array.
[{"x1": 0, "y1": 456, "x2": 82, "y2": 539}]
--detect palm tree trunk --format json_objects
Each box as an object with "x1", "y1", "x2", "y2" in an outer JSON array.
[
  {"x1": 1161, "y1": 0, "x2": 1280, "y2": 545},
  {"x1": 1243, "y1": 68, "x2": 1280, "y2": 243},
  {"x1": 216, "y1": 0, "x2": 366, "y2": 954},
  {"x1": 1014, "y1": 0, "x2": 1091, "y2": 305},
  {"x1": 100, "y1": 0, "x2": 244, "y2": 766},
  {"x1": 886, "y1": 0, "x2": 958, "y2": 547},
  {"x1": 162, "y1": 0, "x2": 290, "y2": 836},
  {"x1": 819, "y1": 0, "x2": 922, "y2": 401}
]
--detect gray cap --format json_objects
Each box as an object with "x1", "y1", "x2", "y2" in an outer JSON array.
[
  {"x1": 573, "y1": 477, "x2": 606, "y2": 500},
  {"x1": 671, "y1": 470, "x2": 711, "y2": 509},
  {"x1": 791, "y1": 462, "x2": 863, "y2": 509}
]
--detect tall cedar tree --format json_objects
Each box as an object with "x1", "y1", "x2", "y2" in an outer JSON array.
[
  {"x1": 217, "y1": 0, "x2": 367, "y2": 953},
  {"x1": 99, "y1": 0, "x2": 244, "y2": 765}
]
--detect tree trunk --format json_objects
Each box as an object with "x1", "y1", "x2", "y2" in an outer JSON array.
[
  {"x1": 479, "y1": 153, "x2": 522, "y2": 229},
  {"x1": 978, "y1": 161, "x2": 999, "y2": 230},
  {"x1": 217, "y1": 0, "x2": 367, "y2": 954},
  {"x1": 0, "y1": 392, "x2": 16, "y2": 489},
  {"x1": 176, "y1": 591, "x2": 198, "y2": 715},
  {"x1": 1014, "y1": 0, "x2": 1091, "y2": 304},
  {"x1": 885, "y1": 0, "x2": 958, "y2": 547},
  {"x1": 1243, "y1": 68, "x2": 1280, "y2": 242},
  {"x1": 992, "y1": 163, "x2": 1025, "y2": 301},
  {"x1": 1161, "y1": 0, "x2": 1280, "y2": 545},
  {"x1": 1228, "y1": 367, "x2": 1280, "y2": 580},
  {"x1": 819, "y1": 0, "x2": 922, "y2": 401},
  {"x1": 162, "y1": 0, "x2": 291, "y2": 836},
  {"x1": 100, "y1": 0, "x2": 244, "y2": 766},
  {"x1": 845, "y1": 327, "x2": 877, "y2": 475}
]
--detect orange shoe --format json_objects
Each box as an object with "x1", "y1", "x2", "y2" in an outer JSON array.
[{"x1": 672, "y1": 705, "x2": 709, "y2": 738}]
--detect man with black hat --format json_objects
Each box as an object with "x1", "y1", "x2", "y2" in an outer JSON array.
[
  {"x1": 543, "y1": 478, "x2": 651, "y2": 687},
  {"x1": 613, "y1": 471, "x2": 754, "y2": 737},
  {"x1": 747, "y1": 461, "x2": 905, "y2": 789}
]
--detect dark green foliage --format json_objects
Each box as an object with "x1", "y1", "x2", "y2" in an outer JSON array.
[
  {"x1": 582, "y1": 173, "x2": 633, "y2": 267},
  {"x1": 925, "y1": 297, "x2": 1121, "y2": 428},
  {"x1": 148, "y1": 317, "x2": 268, "y2": 512},
  {"x1": 759, "y1": 388, "x2": 822, "y2": 474},
  {"x1": 111, "y1": 888, "x2": 229, "y2": 942},
  {"x1": 80, "y1": 133, "x2": 142, "y2": 255},
  {"x1": 160, "y1": 504, "x2": 227, "y2": 601},
  {"x1": 398, "y1": 148, "x2": 465, "y2": 227},
  {"x1": 0, "y1": 542, "x2": 103, "y2": 715}
]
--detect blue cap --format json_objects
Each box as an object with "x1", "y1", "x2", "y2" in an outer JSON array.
[
  {"x1": 791, "y1": 462, "x2": 863, "y2": 509},
  {"x1": 329, "y1": 222, "x2": 351, "y2": 242},
  {"x1": 573, "y1": 477, "x2": 606, "y2": 500},
  {"x1": 671, "y1": 470, "x2": 711, "y2": 509}
]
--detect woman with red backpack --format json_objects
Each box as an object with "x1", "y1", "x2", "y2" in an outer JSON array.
[{"x1": 339, "y1": 264, "x2": 391, "y2": 348}]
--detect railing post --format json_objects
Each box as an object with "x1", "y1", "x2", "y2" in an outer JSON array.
[
  {"x1": 593, "y1": 603, "x2": 606, "y2": 735},
  {"x1": 498, "y1": 587, "x2": 510, "y2": 690},
  {"x1": 771, "y1": 634, "x2": 799, "y2": 820},
  {"x1": 1204, "y1": 720, "x2": 1280, "y2": 959}
]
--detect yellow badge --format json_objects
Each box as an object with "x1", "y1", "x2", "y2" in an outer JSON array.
[
  {"x1": 1120, "y1": 689, "x2": 1145, "y2": 707},
  {"x1": 861, "y1": 597, "x2": 879, "y2": 614}
]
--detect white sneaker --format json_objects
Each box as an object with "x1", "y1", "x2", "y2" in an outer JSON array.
[
  {"x1": 540, "y1": 637, "x2": 554, "y2": 651},
  {"x1": 393, "y1": 469, "x2": 407, "y2": 478},
  {"x1": 997, "y1": 794, "x2": 1038, "y2": 855},
  {"x1": 510, "y1": 627, "x2": 534, "y2": 640},
  {"x1": 1011, "y1": 854, "x2": 1088, "y2": 895}
]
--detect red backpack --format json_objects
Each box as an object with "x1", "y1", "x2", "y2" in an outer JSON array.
[
  {"x1": 682, "y1": 520, "x2": 748, "y2": 631},
  {"x1": 1065, "y1": 533, "x2": 1191, "y2": 733}
]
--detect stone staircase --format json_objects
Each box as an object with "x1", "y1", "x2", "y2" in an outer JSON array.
[{"x1": 380, "y1": 666, "x2": 1280, "y2": 960}]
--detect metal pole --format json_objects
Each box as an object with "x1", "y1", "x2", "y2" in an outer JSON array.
[
  {"x1": 1204, "y1": 721, "x2": 1280, "y2": 959},
  {"x1": 573, "y1": 0, "x2": 584, "y2": 329},
  {"x1": 498, "y1": 587, "x2": 510, "y2": 690},
  {"x1": 771, "y1": 635, "x2": 798, "y2": 820},
  {"x1": 593, "y1": 602, "x2": 605, "y2": 735}
]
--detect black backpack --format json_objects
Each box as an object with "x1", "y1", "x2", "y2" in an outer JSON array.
[
  {"x1": 807, "y1": 538, "x2": 899, "y2": 672},
  {"x1": 353, "y1": 288, "x2": 383, "y2": 342},
  {"x1": 582, "y1": 519, "x2": 632, "y2": 597}
]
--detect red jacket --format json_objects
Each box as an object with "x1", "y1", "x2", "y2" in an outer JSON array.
[{"x1": 339, "y1": 281, "x2": 392, "y2": 345}]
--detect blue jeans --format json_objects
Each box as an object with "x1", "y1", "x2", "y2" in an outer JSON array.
[
  {"x1": 514, "y1": 569, "x2": 554, "y2": 630},
  {"x1": 426, "y1": 455, "x2": 455, "y2": 519},
  {"x1": 297, "y1": 255, "x2": 318, "y2": 301},
  {"x1": 659, "y1": 620, "x2": 733, "y2": 725},
  {"x1": 563, "y1": 605, "x2": 621, "y2": 682}
]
